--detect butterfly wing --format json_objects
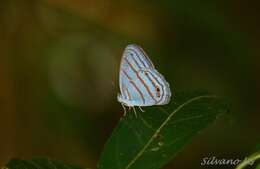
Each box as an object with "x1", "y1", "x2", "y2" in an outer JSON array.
[
  {"x1": 118, "y1": 44, "x2": 171, "y2": 106},
  {"x1": 140, "y1": 69, "x2": 171, "y2": 105},
  {"x1": 118, "y1": 45, "x2": 152, "y2": 106},
  {"x1": 124, "y1": 44, "x2": 155, "y2": 69}
]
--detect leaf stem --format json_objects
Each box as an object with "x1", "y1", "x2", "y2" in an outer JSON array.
[{"x1": 235, "y1": 151, "x2": 260, "y2": 169}]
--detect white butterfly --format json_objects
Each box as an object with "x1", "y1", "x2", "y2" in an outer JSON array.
[{"x1": 117, "y1": 44, "x2": 171, "y2": 115}]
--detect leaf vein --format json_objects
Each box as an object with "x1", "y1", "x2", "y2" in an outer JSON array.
[
  {"x1": 166, "y1": 114, "x2": 205, "y2": 126},
  {"x1": 124, "y1": 95, "x2": 216, "y2": 169}
]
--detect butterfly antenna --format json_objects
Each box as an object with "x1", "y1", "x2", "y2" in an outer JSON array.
[{"x1": 121, "y1": 103, "x2": 127, "y2": 116}]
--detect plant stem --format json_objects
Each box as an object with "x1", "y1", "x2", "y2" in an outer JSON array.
[{"x1": 235, "y1": 151, "x2": 260, "y2": 169}]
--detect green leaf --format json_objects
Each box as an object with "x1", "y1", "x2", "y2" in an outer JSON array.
[
  {"x1": 98, "y1": 91, "x2": 228, "y2": 169},
  {"x1": 3, "y1": 158, "x2": 86, "y2": 169}
]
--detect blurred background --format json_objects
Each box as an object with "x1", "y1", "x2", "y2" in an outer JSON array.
[{"x1": 0, "y1": 0, "x2": 259, "y2": 168}]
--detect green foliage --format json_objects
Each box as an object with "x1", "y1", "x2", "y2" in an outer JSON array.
[
  {"x1": 3, "y1": 92, "x2": 228, "y2": 169},
  {"x1": 98, "y1": 91, "x2": 227, "y2": 169}
]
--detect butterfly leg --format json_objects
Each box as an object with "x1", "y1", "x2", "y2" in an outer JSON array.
[
  {"x1": 138, "y1": 106, "x2": 145, "y2": 112},
  {"x1": 121, "y1": 103, "x2": 127, "y2": 116},
  {"x1": 133, "y1": 107, "x2": 138, "y2": 118}
]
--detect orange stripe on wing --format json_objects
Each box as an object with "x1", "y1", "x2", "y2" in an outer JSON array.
[
  {"x1": 148, "y1": 70, "x2": 165, "y2": 104},
  {"x1": 144, "y1": 71, "x2": 157, "y2": 89},
  {"x1": 125, "y1": 58, "x2": 157, "y2": 103},
  {"x1": 122, "y1": 69, "x2": 145, "y2": 104}
]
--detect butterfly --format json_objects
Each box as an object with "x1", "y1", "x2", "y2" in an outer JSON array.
[{"x1": 117, "y1": 44, "x2": 171, "y2": 116}]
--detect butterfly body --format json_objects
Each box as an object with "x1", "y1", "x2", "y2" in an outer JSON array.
[{"x1": 118, "y1": 44, "x2": 171, "y2": 108}]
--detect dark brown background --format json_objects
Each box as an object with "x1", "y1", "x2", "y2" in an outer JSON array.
[{"x1": 0, "y1": 0, "x2": 259, "y2": 168}]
